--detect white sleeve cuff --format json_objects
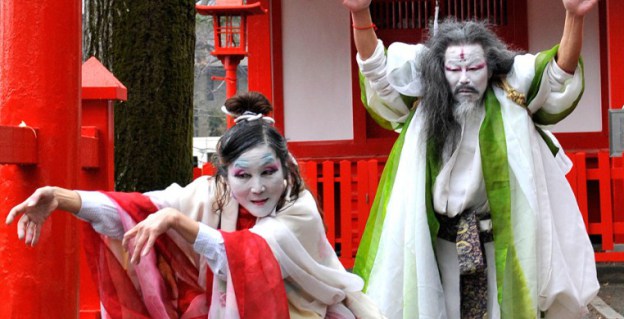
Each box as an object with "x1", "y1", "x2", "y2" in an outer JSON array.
[
  {"x1": 356, "y1": 39, "x2": 386, "y2": 72},
  {"x1": 356, "y1": 40, "x2": 404, "y2": 101},
  {"x1": 75, "y1": 191, "x2": 125, "y2": 239},
  {"x1": 193, "y1": 223, "x2": 228, "y2": 279},
  {"x1": 548, "y1": 60, "x2": 575, "y2": 91}
]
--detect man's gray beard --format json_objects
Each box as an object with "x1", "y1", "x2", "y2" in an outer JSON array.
[
  {"x1": 441, "y1": 99, "x2": 481, "y2": 162},
  {"x1": 453, "y1": 99, "x2": 480, "y2": 122}
]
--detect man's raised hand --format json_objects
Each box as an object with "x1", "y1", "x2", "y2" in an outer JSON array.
[
  {"x1": 562, "y1": 0, "x2": 599, "y2": 17},
  {"x1": 341, "y1": 0, "x2": 372, "y2": 13}
]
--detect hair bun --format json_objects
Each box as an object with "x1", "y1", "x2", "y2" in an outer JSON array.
[{"x1": 224, "y1": 91, "x2": 273, "y2": 116}]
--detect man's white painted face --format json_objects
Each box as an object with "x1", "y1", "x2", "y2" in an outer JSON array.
[
  {"x1": 444, "y1": 44, "x2": 489, "y2": 103},
  {"x1": 227, "y1": 144, "x2": 286, "y2": 218}
]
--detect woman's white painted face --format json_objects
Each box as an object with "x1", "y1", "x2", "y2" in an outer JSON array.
[
  {"x1": 227, "y1": 144, "x2": 286, "y2": 218},
  {"x1": 444, "y1": 44, "x2": 489, "y2": 103}
]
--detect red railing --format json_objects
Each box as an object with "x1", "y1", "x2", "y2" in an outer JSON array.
[
  {"x1": 566, "y1": 151, "x2": 624, "y2": 262},
  {"x1": 195, "y1": 150, "x2": 624, "y2": 266},
  {"x1": 298, "y1": 160, "x2": 383, "y2": 268}
]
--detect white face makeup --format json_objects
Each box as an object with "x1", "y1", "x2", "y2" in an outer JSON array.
[
  {"x1": 444, "y1": 44, "x2": 489, "y2": 103},
  {"x1": 227, "y1": 144, "x2": 286, "y2": 218}
]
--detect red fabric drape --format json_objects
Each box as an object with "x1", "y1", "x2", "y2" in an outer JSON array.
[
  {"x1": 82, "y1": 191, "x2": 289, "y2": 318},
  {"x1": 83, "y1": 192, "x2": 206, "y2": 318},
  {"x1": 222, "y1": 230, "x2": 290, "y2": 319}
]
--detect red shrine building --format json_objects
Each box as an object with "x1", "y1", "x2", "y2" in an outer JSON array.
[
  {"x1": 1, "y1": 0, "x2": 623, "y2": 317},
  {"x1": 241, "y1": 0, "x2": 624, "y2": 263},
  {"x1": 244, "y1": 0, "x2": 620, "y2": 159},
  {"x1": 238, "y1": 0, "x2": 624, "y2": 256}
]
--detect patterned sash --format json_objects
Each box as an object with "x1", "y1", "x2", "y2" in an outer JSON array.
[{"x1": 437, "y1": 211, "x2": 493, "y2": 318}]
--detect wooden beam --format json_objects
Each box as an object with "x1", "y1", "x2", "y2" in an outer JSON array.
[{"x1": 0, "y1": 125, "x2": 38, "y2": 165}]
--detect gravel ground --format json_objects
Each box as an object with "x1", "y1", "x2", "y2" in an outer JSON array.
[{"x1": 587, "y1": 304, "x2": 605, "y2": 319}]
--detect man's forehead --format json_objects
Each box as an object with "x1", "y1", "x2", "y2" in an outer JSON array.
[{"x1": 444, "y1": 44, "x2": 485, "y2": 63}]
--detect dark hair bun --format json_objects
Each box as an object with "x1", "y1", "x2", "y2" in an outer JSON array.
[{"x1": 224, "y1": 91, "x2": 273, "y2": 116}]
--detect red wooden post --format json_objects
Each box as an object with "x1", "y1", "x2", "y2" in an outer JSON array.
[
  {"x1": 223, "y1": 56, "x2": 244, "y2": 127},
  {"x1": 339, "y1": 161, "x2": 353, "y2": 267},
  {"x1": 600, "y1": 0, "x2": 624, "y2": 259},
  {"x1": 598, "y1": 151, "x2": 615, "y2": 251},
  {"x1": 0, "y1": 0, "x2": 82, "y2": 317},
  {"x1": 613, "y1": 155, "x2": 624, "y2": 243},
  {"x1": 565, "y1": 152, "x2": 578, "y2": 196},
  {"x1": 78, "y1": 57, "x2": 127, "y2": 318},
  {"x1": 301, "y1": 161, "x2": 319, "y2": 198},
  {"x1": 574, "y1": 152, "x2": 590, "y2": 231},
  {"x1": 365, "y1": 160, "x2": 379, "y2": 232},
  {"x1": 247, "y1": 0, "x2": 277, "y2": 130},
  {"x1": 356, "y1": 161, "x2": 370, "y2": 244},
  {"x1": 323, "y1": 161, "x2": 336, "y2": 246},
  {"x1": 606, "y1": 0, "x2": 624, "y2": 112}
]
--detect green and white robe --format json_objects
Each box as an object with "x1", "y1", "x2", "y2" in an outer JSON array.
[{"x1": 354, "y1": 40, "x2": 599, "y2": 319}]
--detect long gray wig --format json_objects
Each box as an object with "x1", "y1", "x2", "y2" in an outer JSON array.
[{"x1": 419, "y1": 19, "x2": 519, "y2": 160}]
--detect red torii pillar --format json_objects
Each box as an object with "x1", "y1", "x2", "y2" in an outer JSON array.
[{"x1": 0, "y1": 0, "x2": 82, "y2": 317}]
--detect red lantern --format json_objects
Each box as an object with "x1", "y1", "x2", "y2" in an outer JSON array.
[{"x1": 196, "y1": 0, "x2": 266, "y2": 127}]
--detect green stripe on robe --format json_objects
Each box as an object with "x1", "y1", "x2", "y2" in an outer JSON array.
[
  {"x1": 353, "y1": 110, "x2": 416, "y2": 289},
  {"x1": 529, "y1": 45, "x2": 585, "y2": 126},
  {"x1": 479, "y1": 87, "x2": 534, "y2": 318}
]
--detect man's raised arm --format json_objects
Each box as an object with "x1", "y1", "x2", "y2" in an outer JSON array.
[
  {"x1": 341, "y1": 0, "x2": 378, "y2": 60},
  {"x1": 556, "y1": 0, "x2": 599, "y2": 73}
]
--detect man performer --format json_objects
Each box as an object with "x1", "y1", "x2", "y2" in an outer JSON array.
[{"x1": 339, "y1": 0, "x2": 600, "y2": 318}]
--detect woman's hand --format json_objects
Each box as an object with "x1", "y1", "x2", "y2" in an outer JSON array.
[
  {"x1": 122, "y1": 208, "x2": 180, "y2": 264},
  {"x1": 6, "y1": 187, "x2": 66, "y2": 246},
  {"x1": 341, "y1": 0, "x2": 371, "y2": 13},
  {"x1": 562, "y1": 0, "x2": 598, "y2": 17}
]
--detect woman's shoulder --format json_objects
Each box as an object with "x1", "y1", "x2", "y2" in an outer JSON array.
[{"x1": 286, "y1": 189, "x2": 319, "y2": 214}]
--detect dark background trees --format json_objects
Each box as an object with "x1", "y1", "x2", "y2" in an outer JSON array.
[{"x1": 83, "y1": 0, "x2": 196, "y2": 192}]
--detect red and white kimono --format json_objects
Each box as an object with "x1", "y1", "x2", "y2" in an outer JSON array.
[{"x1": 77, "y1": 176, "x2": 384, "y2": 319}]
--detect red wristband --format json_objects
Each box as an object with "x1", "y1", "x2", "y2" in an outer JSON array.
[{"x1": 352, "y1": 23, "x2": 377, "y2": 31}]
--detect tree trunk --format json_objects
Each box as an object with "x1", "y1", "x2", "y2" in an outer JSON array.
[{"x1": 84, "y1": 0, "x2": 196, "y2": 192}]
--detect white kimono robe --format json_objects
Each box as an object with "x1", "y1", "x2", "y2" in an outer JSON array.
[{"x1": 353, "y1": 40, "x2": 599, "y2": 319}]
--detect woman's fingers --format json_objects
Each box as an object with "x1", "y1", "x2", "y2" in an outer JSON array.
[
  {"x1": 141, "y1": 236, "x2": 156, "y2": 258},
  {"x1": 24, "y1": 221, "x2": 37, "y2": 246},
  {"x1": 31, "y1": 222, "x2": 42, "y2": 246},
  {"x1": 123, "y1": 211, "x2": 173, "y2": 264},
  {"x1": 27, "y1": 190, "x2": 42, "y2": 207},
  {"x1": 7, "y1": 188, "x2": 50, "y2": 226},
  {"x1": 5, "y1": 206, "x2": 18, "y2": 225},
  {"x1": 122, "y1": 228, "x2": 136, "y2": 251},
  {"x1": 129, "y1": 227, "x2": 152, "y2": 264},
  {"x1": 17, "y1": 215, "x2": 29, "y2": 240},
  {"x1": 6, "y1": 201, "x2": 26, "y2": 225}
]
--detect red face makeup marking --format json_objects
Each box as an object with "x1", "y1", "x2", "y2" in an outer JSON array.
[
  {"x1": 444, "y1": 44, "x2": 489, "y2": 102},
  {"x1": 468, "y1": 62, "x2": 486, "y2": 71}
]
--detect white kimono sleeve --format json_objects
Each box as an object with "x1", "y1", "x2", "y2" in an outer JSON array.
[
  {"x1": 76, "y1": 177, "x2": 231, "y2": 280},
  {"x1": 357, "y1": 39, "x2": 427, "y2": 126}
]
